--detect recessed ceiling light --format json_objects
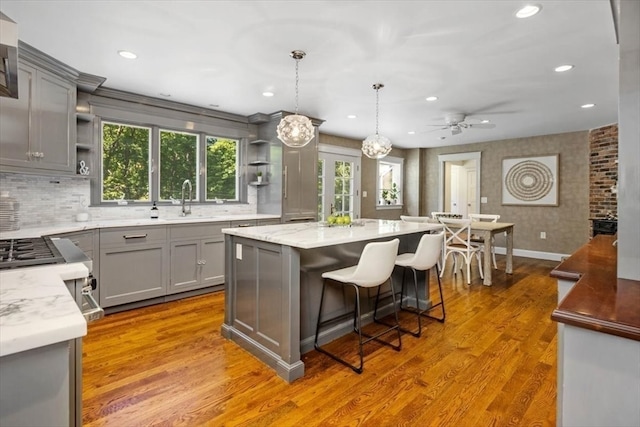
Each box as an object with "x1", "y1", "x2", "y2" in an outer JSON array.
[
  {"x1": 426, "y1": 96, "x2": 438, "y2": 102},
  {"x1": 481, "y1": 119, "x2": 490, "y2": 124},
  {"x1": 262, "y1": 92, "x2": 274, "y2": 97},
  {"x1": 346, "y1": 114, "x2": 357, "y2": 119},
  {"x1": 516, "y1": 5, "x2": 541, "y2": 18},
  {"x1": 581, "y1": 103, "x2": 596, "y2": 109},
  {"x1": 555, "y1": 65, "x2": 574, "y2": 72},
  {"x1": 408, "y1": 131, "x2": 416, "y2": 135},
  {"x1": 118, "y1": 50, "x2": 137, "y2": 59}
]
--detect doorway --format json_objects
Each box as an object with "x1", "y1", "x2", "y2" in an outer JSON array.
[
  {"x1": 318, "y1": 144, "x2": 362, "y2": 220},
  {"x1": 438, "y1": 152, "x2": 481, "y2": 216}
]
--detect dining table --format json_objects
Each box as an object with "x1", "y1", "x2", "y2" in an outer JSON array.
[
  {"x1": 426, "y1": 219, "x2": 514, "y2": 286},
  {"x1": 465, "y1": 221, "x2": 514, "y2": 286}
]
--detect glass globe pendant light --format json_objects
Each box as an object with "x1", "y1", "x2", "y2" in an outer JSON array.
[
  {"x1": 362, "y1": 83, "x2": 392, "y2": 159},
  {"x1": 277, "y1": 50, "x2": 315, "y2": 148}
]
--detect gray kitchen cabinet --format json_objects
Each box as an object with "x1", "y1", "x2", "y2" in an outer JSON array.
[
  {"x1": 252, "y1": 112, "x2": 322, "y2": 223},
  {"x1": 0, "y1": 60, "x2": 76, "y2": 174},
  {"x1": 168, "y1": 222, "x2": 228, "y2": 295},
  {"x1": 282, "y1": 137, "x2": 318, "y2": 223},
  {"x1": 99, "y1": 226, "x2": 168, "y2": 308}
]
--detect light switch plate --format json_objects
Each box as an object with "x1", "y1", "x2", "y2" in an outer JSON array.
[{"x1": 481, "y1": 197, "x2": 488, "y2": 204}]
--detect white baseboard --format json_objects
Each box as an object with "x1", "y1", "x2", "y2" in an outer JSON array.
[{"x1": 494, "y1": 246, "x2": 568, "y2": 262}]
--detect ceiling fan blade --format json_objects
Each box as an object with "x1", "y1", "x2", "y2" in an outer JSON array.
[
  {"x1": 451, "y1": 127, "x2": 462, "y2": 135},
  {"x1": 467, "y1": 123, "x2": 496, "y2": 129}
]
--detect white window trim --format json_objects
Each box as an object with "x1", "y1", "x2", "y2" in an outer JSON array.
[{"x1": 376, "y1": 155, "x2": 404, "y2": 210}]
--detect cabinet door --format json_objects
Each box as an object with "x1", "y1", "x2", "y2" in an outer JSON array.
[
  {"x1": 99, "y1": 243, "x2": 168, "y2": 307},
  {"x1": 34, "y1": 70, "x2": 76, "y2": 173},
  {"x1": 168, "y1": 240, "x2": 200, "y2": 295},
  {"x1": 0, "y1": 63, "x2": 35, "y2": 168},
  {"x1": 201, "y1": 237, "x2": 225, "y2": 287},
  {"x1": 282, "y1": 138, "x2": 318, "y2": 222}
]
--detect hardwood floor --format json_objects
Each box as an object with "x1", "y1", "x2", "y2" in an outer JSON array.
[{"x1": 83, "y1": 256, "x2": 559, "y2": 427}]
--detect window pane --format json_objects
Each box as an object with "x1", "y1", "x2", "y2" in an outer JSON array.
[
  {"x1": 206, "y1": 136, "x2": 238, "y2": 200},
  {"x1": 102, "y1": 122, "x2": 150, "y2": 201},
  {"x1": 160, "y1": 130, "x2": 198, "y2": 201}
]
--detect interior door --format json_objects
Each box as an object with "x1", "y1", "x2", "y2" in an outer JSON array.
[
  {"x1": 466, "y1": 168, "x2": 477, "y2": 215},
  {"x1": 318, "y1": 151, "x2": 361, "y2": 220}
]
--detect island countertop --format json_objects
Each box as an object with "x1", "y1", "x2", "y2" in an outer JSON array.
[
  {"x1": 0, "y1": 263, "x2": 89, "y2": 357},
  {"x1": 222, "y1": 219, "x2": 443, "y2": 249}
]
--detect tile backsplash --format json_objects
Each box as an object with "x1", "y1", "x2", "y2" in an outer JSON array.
[{"x1": 0, "y1": 173, "x2": 258, "y2": 228}]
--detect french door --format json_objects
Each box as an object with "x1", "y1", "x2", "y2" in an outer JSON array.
[{"x1": 318, "y1": 148, "x2": 361, "y2": 221}]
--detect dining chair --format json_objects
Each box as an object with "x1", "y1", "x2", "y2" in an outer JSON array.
[
  {"x1": 394, "y1": 232, "x2": 445, "y2": 337},
  {"x1": 314, "y1": 239, "x2": 401, "y2": 374},
  {"x1": 438, "y1": 218, "x2": 484, "y2": 285},
  {"x1": 468, "y1": 213, "x2": 500, "y2": 269},
  {"x1": 400, "y1": 215, "x2": 431, "y2": 223}
]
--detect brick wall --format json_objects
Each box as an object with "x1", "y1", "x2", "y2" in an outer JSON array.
[{"x1": 589, "y1": 124, "x2": 618, "y2": 221}]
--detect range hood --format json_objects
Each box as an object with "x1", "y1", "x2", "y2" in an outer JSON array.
[{"x1": 0, "y1": 12, "x2": 19, "y2": 99}]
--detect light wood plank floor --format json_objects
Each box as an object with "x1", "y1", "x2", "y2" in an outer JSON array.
[{"x1": 83, "y1": 256, "x2": 559, "y2": 427}]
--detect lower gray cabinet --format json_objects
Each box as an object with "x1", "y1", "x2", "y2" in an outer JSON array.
[
  {"x1": 168, "y1": 222, "x2": 228, "y2": 295},
  {"x1": 99, "y1": 226, "x2": 168, "y2": 308}
]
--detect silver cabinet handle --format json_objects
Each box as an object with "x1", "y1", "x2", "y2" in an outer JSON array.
[
  {"x1": 123, "y1": 234, "x2": 147, "y2": 239},
  {"x1": 283, "y1": 165, "x2": 288, "y2": 199},
  {"x1": 289, "y1": 217, "x2": 316, "y2": 222}
]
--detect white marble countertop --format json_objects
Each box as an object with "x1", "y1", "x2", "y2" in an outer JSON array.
[
  {"x1": 0, "y1": 214, "x2": 281, "y2": 239},
  {"x1": 222, "y1": 219, "x2": 444, "y2": 249},
  {"x1": 0, "y1": 263, "x2": 89, "y2": 357}
]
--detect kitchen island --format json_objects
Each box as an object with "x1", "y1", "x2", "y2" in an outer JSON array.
[
  {"x1": 221, "y1": 219, "x2": 443, "y2": 382},
  {"x1": 0, "y1": 263, "x2": 88, "y2": 427}
]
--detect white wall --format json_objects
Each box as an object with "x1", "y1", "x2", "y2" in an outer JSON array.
[{"x1": 617, "y1": 0, "x2": 640, "y2": 280}]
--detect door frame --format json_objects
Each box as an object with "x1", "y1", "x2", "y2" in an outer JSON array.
[{"x1": 437, "y1": 151, "x2": 481, "y2": 214}]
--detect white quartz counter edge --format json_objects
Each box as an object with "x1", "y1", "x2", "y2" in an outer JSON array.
[
  {"x1": 222, "y1": 219, "x2": 444, "y2": 249},
  {"x1": 0, "y1": 263, "x2": 89, "y2": 357},
  {"x1": 0, "y1": 214, "x2": 281, "y2": 239}
]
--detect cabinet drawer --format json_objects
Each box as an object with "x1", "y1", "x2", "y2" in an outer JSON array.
[
  {"x1": 100, "y1": 226, "x2": 167, "y2": 247},
  {"x1": 169, "y1": 222, "x2": 229, "y2": 240}
]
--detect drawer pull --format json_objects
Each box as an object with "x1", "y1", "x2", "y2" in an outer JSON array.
[{"x1": 123, "y1": 234, "x2": 148, "y2": 239}]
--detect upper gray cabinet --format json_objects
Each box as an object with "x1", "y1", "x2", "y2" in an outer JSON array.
[
  {"x1": 0, "y1": 60, "x2": 76, "y2": 174},
  {"x1": 252, "y1": 112, "x2": 323, "y2": 223}
]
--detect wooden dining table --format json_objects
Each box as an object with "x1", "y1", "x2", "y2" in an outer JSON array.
[
  {"x1": 466, "y1": 221, "x2": 514, "y2": 286},
  {"x1": 426, "y1": 219, "x2": 515, "y2": 286}
]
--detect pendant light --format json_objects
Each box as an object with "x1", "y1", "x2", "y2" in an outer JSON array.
[
  {"x1": 277, "y1": 50, "x2": 315, "y2": 148},
  {"x1": 362, "y1": 83, "x2": 392, "y2": 159}
]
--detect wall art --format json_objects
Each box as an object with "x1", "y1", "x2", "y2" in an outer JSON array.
[{"x1": 502, "y1": 154, "x2": 558, "y2": 206}]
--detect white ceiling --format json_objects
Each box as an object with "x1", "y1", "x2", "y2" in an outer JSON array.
[{"x1": 1, "y1": 1, "x2": 619, "y2": 149}]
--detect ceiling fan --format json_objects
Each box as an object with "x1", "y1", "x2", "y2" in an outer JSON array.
[{"x1": 428, "y1": 113, "x2": 496, "y2": 135}]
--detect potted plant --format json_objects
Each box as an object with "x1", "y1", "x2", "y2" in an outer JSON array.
[
  {"x1": 382, "y1": 183, "x2": 399, "y2": 204},
  {"x1": 256, "y1": 171, "x2": 263, "y2": 183}
]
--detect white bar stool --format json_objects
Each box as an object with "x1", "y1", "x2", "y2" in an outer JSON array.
[
  {"x1": 314, "y1": 239, "x2": 401, "y2": 374},
  {"x1": 394, "y1": 232, "x2": 446, "y2": 337}
]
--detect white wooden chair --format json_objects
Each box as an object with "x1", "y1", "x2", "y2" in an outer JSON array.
[
  {"x1": 468, "y1": 213, "x2": 500, "y2": 269},
  {"x1": 314, "y1": 239, "x2": 401, "y2": 374},
  {"x1": 438, "y1": 218, "x2": 484, "y2": 285}
]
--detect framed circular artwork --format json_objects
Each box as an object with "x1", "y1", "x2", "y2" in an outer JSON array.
[{"x1": 502, "y1": 155, "x2": 558, "y2": 206}]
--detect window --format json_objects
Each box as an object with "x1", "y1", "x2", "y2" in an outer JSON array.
[
  {"x1": 377, "y1": 156, "x2": 403, "y2": 207},
  {"x1": 206, "y1": 136, "x2": 238, "y2": 201},
  {"x1": 318, "y1": 145, "x2": 361, "y2": 220},
  {"x1": 101, "y1": 122, "x2": 151, "y2": 201},
  {"x1": 159, "y1": 130, "x2": 199, "y2": 201},
  {"x1": 101, "y1": 121, "x2": 239, "y2": 203}
]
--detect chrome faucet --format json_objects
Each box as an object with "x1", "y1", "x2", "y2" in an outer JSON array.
[{"x1": 181, "y1": 179, "x2": 192, "y2": 216}]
